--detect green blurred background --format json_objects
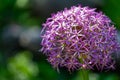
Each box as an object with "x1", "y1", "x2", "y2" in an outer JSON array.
[{"x1": 0, "y1": 0, "x2": 120, "y2": 80}]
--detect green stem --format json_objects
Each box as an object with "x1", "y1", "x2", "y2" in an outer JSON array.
[{"x1": 80, "y1": 69, "x2": 89, "y2": 80}]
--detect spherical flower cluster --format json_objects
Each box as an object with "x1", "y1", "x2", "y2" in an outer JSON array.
[{"x1": 41, "y1": 5, "x2": 120, "y2": 71}]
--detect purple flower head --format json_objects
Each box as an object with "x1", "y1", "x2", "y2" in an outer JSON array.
[{"x1": 41, "y1": 5, "x2": 120, "y2": 71}]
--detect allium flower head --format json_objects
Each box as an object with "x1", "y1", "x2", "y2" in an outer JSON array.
[{"x1": 41, "y1": 5, "x2": 120, "y2": 71}]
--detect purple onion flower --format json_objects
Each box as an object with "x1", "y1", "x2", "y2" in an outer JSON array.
[{"x1": 41, "y1": 5, "x2": 120, "y2": 71}]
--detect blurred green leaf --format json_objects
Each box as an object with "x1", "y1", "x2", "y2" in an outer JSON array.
[
  {"x1": 16, "y1": 0, "x2": 28, "y2": 8},
  {"x1": 8, "y1": 51, "x2": 39, "y2": 80}
]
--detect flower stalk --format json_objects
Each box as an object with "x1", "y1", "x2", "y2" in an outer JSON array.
[{"x1": 80, "y1": 69, "x2": 89, "y2": 80}]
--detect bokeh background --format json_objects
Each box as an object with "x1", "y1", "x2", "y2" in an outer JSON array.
[{"x1": 0, "y1": 0, "x2": 120, "y2": 80}]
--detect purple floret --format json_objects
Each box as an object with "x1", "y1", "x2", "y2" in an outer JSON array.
[{"x1": 41, "y1": 5, "x2": 120, "y2": 71}]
